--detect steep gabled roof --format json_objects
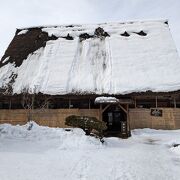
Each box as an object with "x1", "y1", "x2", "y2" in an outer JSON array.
[{"x1": 0, "y1": 20, "x2": 180, "y2": 95}]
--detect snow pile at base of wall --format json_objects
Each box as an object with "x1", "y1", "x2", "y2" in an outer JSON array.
[{"x1": 0, "y1": 122, "x2": 102, "y2": 149}]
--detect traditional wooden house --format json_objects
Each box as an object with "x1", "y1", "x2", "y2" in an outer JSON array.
[{"x1": 0, "y1": 20, "x2": 180, "y2": 137}]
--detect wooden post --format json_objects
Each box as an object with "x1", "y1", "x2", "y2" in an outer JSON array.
[
  {"x1": 118, "y1": 104, "x2": 127, "y2": 114},
  {"x1": 117, "y1": 103, "x2": 131, "y2": 137},
  {"x1": 68, "y1": 98, "x2": 71, "y2": 109},
  {"x1": 174, "y1": 97, "x2": 176, "y2": 108},
  {"x1": 32, "y1": 94, "x2": 35, "y2": 110},
  {"x1": 127, "y1": 104, "x2": 130, "y2": 136},
  {"x1": 47, "y1": 101, "x2": 49, "y2": 109},
  {"x1": 134, "y1": 98, "x2": 136, "y2": 108},
  {"x1": 99, "y1": 104, "x2": 102, "y2": 121},
  {"x1": 155, "y1": 96, "x2": 158, "y2": 108},
  {"x1": 88, "y1": 99, "x2": 91, "y2": 109},
  {"x1": 9, "y1": 98, "x2": 11, "y2": 109},
  {"x1": 102, "y1": 104, "x2": 111, "y2": 113}
]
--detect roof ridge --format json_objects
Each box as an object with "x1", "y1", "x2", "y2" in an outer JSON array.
[{"x1": 17, "y1": 19, "x2": 168, "y2": 30}]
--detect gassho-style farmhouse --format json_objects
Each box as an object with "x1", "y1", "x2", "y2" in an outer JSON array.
[{"x1": 0, "y1": 20, "x2": 180, "y2": 137}]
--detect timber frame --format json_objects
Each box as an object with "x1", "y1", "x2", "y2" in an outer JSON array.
[
  {"x1": 97, "y1": 99, "x2": 133, "y2": 137},
  {"x1": 0, "y1": 92, "x2": 180, "y2": 138}
]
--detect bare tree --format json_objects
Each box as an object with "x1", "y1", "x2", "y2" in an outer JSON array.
[
  {"x1": 36, "y1": 95, "x2": 52, "y2": 111},
  {"x1": 21, "y1": 88, "x2": 35, "y2": 122},
  {"x1": 21, "y1": 88, "x2": 52, "y2": 124}
]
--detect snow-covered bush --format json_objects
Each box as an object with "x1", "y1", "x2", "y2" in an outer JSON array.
[{"x1": 65, "y1": 115, "x2": 107, "y2": 138}]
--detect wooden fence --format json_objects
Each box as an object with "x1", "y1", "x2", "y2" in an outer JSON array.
[
  {"x1": 0, "y1": 109, "x2": 100, "y2": 128},
  {"x1": 0, "y1": 108, "x2": 180, "y2": 130},
  {"x1": 129, "y1": 108, "x2": 180, "y2": 129}
]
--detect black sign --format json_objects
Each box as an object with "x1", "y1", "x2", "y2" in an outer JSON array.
[{"x1": 151, "y1": 109, "x2": 163, "y2": 117}]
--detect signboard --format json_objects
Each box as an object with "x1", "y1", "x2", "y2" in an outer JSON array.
[{"x1": 151, "y1": 109, "x2": 163, "y2": 117}]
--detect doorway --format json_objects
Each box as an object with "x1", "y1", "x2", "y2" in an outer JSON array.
[{"x1": 103, "y1": 105, "x2": 128, "y2": 136}]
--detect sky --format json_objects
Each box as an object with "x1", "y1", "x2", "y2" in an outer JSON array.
[{"x1": 0, "y1": 0, "x2": 180, "y2": 57}]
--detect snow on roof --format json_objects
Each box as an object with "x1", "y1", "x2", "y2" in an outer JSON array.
[
  {"x1": 17, "y1": 29, "x2": 28, "y2": 35},
  {"x1": 95, "y1": 97, "x2": 119, "y2": 104},
  {"x1": 0, "y1": 20, "x2": 180, "y2": 95}
]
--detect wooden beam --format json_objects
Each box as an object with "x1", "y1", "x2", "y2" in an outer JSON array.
[
  {"x1": 102, "y1": 104, "x2": 111, "y2": 113},
  {"x1": 118, "y1": 99, "x2": 133, "y2": 104},
  {"x1": 95, "y1": 98, "x2": 133, "y2": 105},
  {"x1": 155, "y1": 96, "x2": 158, "y2": 108},
  {"x1": 88, "y1": 99, "x2": 91, "y2": 109},
  {"x1": 174, "y1": 97, "x2": 177, "y2": 108},
  {"x1": 9, "y1": 98, "x2": 11, "y2": 109},
  {"x1": 68, "y1": 99, "x2": 71, "y2": 109},
  {"x1": 126, "y1": 104, "x2": 130, "y2": 133},
  {"x1": 134, "y1": 98, "x2": 136, "y2": 108},
  {"x1": 118, "y1": 104, "x2": 127, "y2": 114},
  {"x1": 99, "y1": 104, "x2": 102, "y2": 121}
]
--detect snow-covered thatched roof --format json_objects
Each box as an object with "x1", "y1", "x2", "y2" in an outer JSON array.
[{"x1": 0, "y1": 20, "x2": 180, "y2": 95}]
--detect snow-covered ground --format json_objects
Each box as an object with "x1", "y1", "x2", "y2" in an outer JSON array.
[{"x1": 0, "y1": 122, "x2": 180, "y2": 180}]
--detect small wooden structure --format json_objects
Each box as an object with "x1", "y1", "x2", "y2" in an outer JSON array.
[{"x1": 95, "y1": 97, "x2": 132, "y2": 137}]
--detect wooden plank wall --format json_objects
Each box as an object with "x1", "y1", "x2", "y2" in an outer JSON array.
[
  {"x1": 129, "y1": 108, "x2": 180, "y2": 129},
  {"x1": 0, "y1": 108, "x2": 179, "y2": 130},
  {"x1": 0, "y1": 109, "x2": 100, "y2": 128}
]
